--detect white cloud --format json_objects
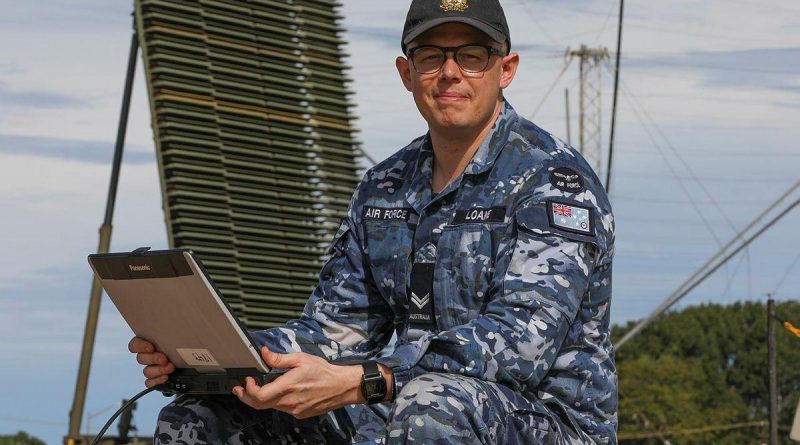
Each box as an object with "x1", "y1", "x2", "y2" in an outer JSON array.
[{"x1": 0, "y1": 1, "x2": 798, "y2": 442}]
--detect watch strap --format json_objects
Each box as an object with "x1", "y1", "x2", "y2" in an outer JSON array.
[
  {"x1": 362, "y1": 360, "x2": 380, "y2": 378},
  {"x1": 360, "y1": 360, "x2": 386, "y2": 405}
]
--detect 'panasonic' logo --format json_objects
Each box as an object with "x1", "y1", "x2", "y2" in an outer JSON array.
[{"x1": 129, "y1": 264, "x2": 151, "y2": 272}]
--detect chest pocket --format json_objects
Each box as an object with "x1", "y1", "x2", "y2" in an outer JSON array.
[
  {"x1": 363, "y1": 221, "x2": 414, "y2": 308},
  {"x1": 435, "y1": 222, "x2": 509, "y2": 328}
]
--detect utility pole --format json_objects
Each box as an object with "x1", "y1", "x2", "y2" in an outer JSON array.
[
  {"x1": 606, "y1": 0, "x2": 625, "y2": 193},
  {"x1": 567, "y1": 45, "x2": 609, "y2": 176},
  {"x1": 565, "y1": 88, "x2": 572, "y2": 146},
  {"x1": 66, "y1": 28, "x2": 138, "y2": 445},
  {"x1": 117, "y1": 399, "x2": 137, "y2": 444},
  {"x1": 768, "y1": 297, "x2": 778, "y2": 445}
]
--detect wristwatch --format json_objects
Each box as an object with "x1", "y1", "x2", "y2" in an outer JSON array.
[{"x1": 360, "y1": 360, "x2": 387, "y2": 404}]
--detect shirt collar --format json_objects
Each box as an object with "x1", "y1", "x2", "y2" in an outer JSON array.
[
  {"x1": 404, "y1": 100, "x2": 518, "y2": 213},
  {"x1": 464, "y1": 100, "x2": 517, "y2": 176},
  {"x1": 405, "y1": 135, "x2": 434, "y2": 214}
]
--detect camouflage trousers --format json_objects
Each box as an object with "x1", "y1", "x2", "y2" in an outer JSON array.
[{"x1": 155, "y1": 373, "x2": 581, "y2": 444}]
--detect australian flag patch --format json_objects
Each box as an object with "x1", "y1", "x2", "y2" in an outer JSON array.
[{"x1": 547, "y1": 201, "x2": 594, "y2": 235}]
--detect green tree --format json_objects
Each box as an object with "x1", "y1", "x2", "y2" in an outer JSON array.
[
  {"x1": 614, "y1": 301, "x2": 800, "y2": 444},
  {"x1": 618, "y1": 354, "x2": 748, "y2": 444},
  {"x1": 0, "y1": 431, "x2": 46, "y2": 445}
]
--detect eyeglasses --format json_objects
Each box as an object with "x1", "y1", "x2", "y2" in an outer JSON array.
[{"x1": 407, "y1": 44, "x2": 506, "y2": 74}]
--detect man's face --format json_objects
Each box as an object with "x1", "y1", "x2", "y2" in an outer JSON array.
[{"x1": 397, "y1": 23, "x2": 518, "y2": 136}]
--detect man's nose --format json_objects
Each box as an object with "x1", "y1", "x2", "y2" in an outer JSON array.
[{"x1": 439, "y1": 54, "x2": 462, "y2": 80}]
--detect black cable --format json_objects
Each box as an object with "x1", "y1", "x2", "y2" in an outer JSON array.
[{"x1": 90, "y1": 386, "x2": 160, "y2": 445}]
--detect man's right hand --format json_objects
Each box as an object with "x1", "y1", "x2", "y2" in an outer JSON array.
[{"x1": 128, "y1": 336, "x2": 175, "y2": 388}]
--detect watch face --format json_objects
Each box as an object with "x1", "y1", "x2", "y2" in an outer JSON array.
[
  {"x1": 362, "y1": 374, "x2": 386, "y2": 401},
  {"x1": 365, "y1": 381, "x2": 379, "y2": 395}
]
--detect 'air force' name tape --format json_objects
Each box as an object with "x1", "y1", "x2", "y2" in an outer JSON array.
[{"x1": 362, "y1": 206, "x2": 412, "y2": 222}]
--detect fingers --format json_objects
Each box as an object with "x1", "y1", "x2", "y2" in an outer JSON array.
[
  {"x1": 130, "y1": 337, "x2": 175, "y2": 389},
  {"x1": 233, "y1": 376, "x2": 289, "y2": 411},
  {"x1": 145, "y1": 374, "x2": 169, "y2": 389},
  {"x1": 136, "y1": 351, "x2": 169, "y2": 366},
  {"x1": 128, "y1": 337, "x2": 155, "y2": 353},
  {"x1": 233, "y1": 377, "x2": 268, "y2": 410},
  {"x1": 142, "y1": 362, "x2": 174, "y2": 379},
  {"x1": 261, "y1": 347, "x2": 304, "y2": 369}
]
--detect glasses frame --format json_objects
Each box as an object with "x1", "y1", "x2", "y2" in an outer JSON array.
[{"x1": 406, "y1": 44, "x2": 506, "y2": 75}]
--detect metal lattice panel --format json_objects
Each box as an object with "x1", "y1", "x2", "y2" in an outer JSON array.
[{"x1": 135, "y1": 0, "x2": 360, "y2": 329}]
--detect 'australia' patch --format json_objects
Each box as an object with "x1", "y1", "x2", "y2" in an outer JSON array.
[
  {"x1": 452, "y1": 207, "x2": 506, "y2": 224},
  {"x1": 547, "y1": 201, "x2": 594, "y2": 235},
  {"x1": 408, "y1": 262, "x2": 435, "y2": 328},
  {"x1": 362, "y1": 206, "x2": 412, "y2": 222},
  {"x1": 549, "y1": 167, "x2": 585, "y2": 193}
]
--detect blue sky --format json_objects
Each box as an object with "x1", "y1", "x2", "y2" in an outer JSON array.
[{"x1": 0, "y1": 0, "x2": 798, "y2": 443}]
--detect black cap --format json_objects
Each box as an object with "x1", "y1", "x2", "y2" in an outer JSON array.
[{"x1": 402, "y1": 0, "x2": 510, "y2": 54}]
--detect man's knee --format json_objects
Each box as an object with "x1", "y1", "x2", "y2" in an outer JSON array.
[
  {"x1": 156, "y1": 396, "x2": 362, "y2": 445},
  {"x1": 155, "y1": 396, "x2": 255, "y2": 444},
  {"x1": 387, "y1": 373, "x2": 493, "y2": 444},
  {"x1": 393, "y1": 373, "x2": 483, "y2": 412}
]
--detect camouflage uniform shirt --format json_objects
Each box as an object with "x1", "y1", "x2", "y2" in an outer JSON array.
[{"x1": 253, "y1": 100, "x2": 617, "y2": 444}]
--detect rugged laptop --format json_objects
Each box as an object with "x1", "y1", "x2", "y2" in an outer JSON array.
[{"x1": 88, "y1": 247, "x2": 282, "y2": 395}]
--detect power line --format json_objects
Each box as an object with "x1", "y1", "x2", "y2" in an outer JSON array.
[
  {"x1": 528, "y1": 58, "x2": 573, "y2": 119},
  {"x1": 512, "y1": 0, "x2": 562, "y2": 47},
  {"x1": 525, "y1": 1, "x2": 624, "y2": 19},
  {"x1": 614, "y1": 195, "x2": 775, "y2": 205},
  {"x1": 617, "y1": 181, "x2": 800, "y2": 349},
  {"x1": 592, "y1": 0, "x2": 619, "y2": 45},
  {"x1": 625, "y1": 22, "x2": 789, "y2": 45},
  {"x1": 746, "y1": 247, "x2": 753, "y2": 300},
  {"x1": 614, "y1": 109, "x2": 800, "y2": 128},
  {"x1": 616, "y1": 91, "x2": 795, "y2": 106},
  {"x1": 771, "y1": 251, "x2": 800, "y2": 296},
  {"x1": 720, "y1": 248, "x2": 749, "y2": 302},
  {"x1": 0, "y1": 415, "x2": 65, "y2": 427},
  {"x1": 612, "y1": 172, "x2": 797, "y2": 183},
  {"x1": 615, "y1": 81, "x2": 726, "y2": 246},
  {"x1": 612, "y1": 72, "x2": 741, "y2": 235},
  {"x1": 611, "y1": 72, "x2": 799, "y2": 302},
  {"x1": 625, "y1": 58, "x2": 800, "y2": 75},
  {"x1": 716, "y1": 0, "x2": 800, "y2": 14},
  {"x1": 619, "y1": 420, "x2": 769, "y2": 441},
  {"x1": 616, "y1": 147, "x2": 800, "y2": 157}
]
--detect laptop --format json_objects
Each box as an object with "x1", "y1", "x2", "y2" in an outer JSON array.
[{"x1": 88, "y1": 247, "x2": 282, "y2": 395}]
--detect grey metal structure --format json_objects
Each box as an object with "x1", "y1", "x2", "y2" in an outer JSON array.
[
  {"x1": 134, "y1": 0, "x2": 361, "y2": 329},
  {"x1": 568, "y1": 45, "x2": 609, "y2": 177}
]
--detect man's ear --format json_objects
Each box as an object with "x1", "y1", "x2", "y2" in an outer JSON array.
[
  {"x1": 499, "y1": 52, "x2": 520, "y2": 90},
  {"x1": 396, "y1": 57, "x2": 413, "y2": 92}
]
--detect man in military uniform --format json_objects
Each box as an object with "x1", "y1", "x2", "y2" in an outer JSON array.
[{"x1": 130, "y1": 0, "x2": 617, "y2": 443}]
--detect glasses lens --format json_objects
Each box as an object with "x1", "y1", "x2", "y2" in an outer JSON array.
[
  {"x1": 412, "y1": 47, "x2": 445, "y2": 74},
  {"x1": 456, "y1": 46, "x2": 490, "y2": 72}
]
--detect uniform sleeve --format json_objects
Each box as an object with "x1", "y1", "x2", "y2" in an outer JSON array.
[
  {"x1": 377, "y1": 196, "x2": 606, "y2": 397},
  {"x1": 250, "y1": 215, "x2": 396, "y2": 362}
]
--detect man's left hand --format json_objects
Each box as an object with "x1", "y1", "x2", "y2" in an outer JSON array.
[{"x1": 233, "y1": 346, "x2": 363, "y2": 419}]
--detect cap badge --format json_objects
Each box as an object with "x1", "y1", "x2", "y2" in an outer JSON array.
[{"x1": 440, "y1": 0, "x2": 469, "y2": 13}]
